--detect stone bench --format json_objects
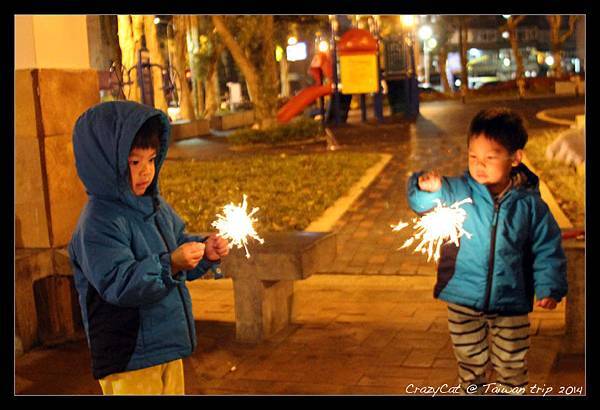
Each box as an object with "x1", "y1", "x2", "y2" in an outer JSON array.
[{"x1": 208, "y1": 231, "x2": 337, "y2": 343}]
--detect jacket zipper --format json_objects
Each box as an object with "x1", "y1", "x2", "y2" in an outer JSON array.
[
  {"x1": 154, "y1": 216, "x2": 194, "y2": 351},
  {"x1": 482, "y1": 201, "x2": 500, "y2": 312}
]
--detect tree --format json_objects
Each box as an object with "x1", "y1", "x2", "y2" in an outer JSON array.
[
  {"x1": 501, "y1": 15, "x2": 526, "y2": 98},
  {"x1": 172, "y1": 15, "x2": 196, "y2": 121},
  {"x1": 435, "y1": 16, "x2": 454, "y2": 95},
  {"x1": 117, "y1": 15, "x2": 141, "y2": 102},
  {"x1": 212, "y1": 15, "x2": 280, "y2": 129},
  {"x1": 457, "y1": 16, "x2": 470, "y2": 102},
  {"x1": 143, "y1": 15, "x2": 169, "y2": 113},
  {"x1": 546, "y1": 15, "x2": 579, "y2": 78}
]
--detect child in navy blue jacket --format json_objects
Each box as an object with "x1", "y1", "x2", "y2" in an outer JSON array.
[
  {"x1": 407, "y1": 107, "x2": 567, "y2": 394},
  {"x1": 69, "y1": 101, "x2": 229, "y2": 394}
]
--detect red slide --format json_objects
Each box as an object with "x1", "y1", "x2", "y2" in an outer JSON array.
[{"x1": 276, "y1": 83, "x2": 332, "y2": 124}]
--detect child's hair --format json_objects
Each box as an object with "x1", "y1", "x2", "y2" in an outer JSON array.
[
  {"x1": 131, "y1": 115, "x2": 163, "y2": 152},
  {"x1": 468, "y1": 108, "x2": 528, "y2": 153}
]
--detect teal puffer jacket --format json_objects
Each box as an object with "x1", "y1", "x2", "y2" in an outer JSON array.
[
  {"x1": 407, "y1": 164, "x2": 567, "y2": 314},
  {"x1": 69, "y1": 101, "x2": 218, "y2": 379}
]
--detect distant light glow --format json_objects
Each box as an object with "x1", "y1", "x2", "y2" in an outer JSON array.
[
  {"x1": 286, "y1": 42, "x2": 307, "y2": 61},
  {"x1": 400, "y1": 15, "x2": 415, "y2": 28},
  {"x1": 502, "y1": 31, "x2": 510, "y2": 39},
  {"x1": 153, "y1": 17, "x2": 160, "y2": 25},
  {"x1": 318, "y1": 40, "x2": 329, "y2": 52},
  {"x1": 287, "y1": 36, "x2": 298, "y2": 46},
  {"x1": 418, "y1": 25, "x2": 433, "y2": 40},
  {"x1": 545, "y1": 55, "x2": 555, "y2": 66},
  {"x1": 469, "y1": 48, "x2": 482, "y2": 58},
  {"x1": 503, "y1": 57, "x2": 511, "y2": 67},
  {"x1": 426, "y1": 38, "x2": 437, "y2": 50}
]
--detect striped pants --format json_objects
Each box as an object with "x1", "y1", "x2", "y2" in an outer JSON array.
[{"x1": 447, "y1": 303, "x2": 530, "y2": 394}]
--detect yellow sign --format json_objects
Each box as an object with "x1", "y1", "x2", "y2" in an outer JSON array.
[{"x1": 339, "y1": 54, "x2": 378, "y2": 94}]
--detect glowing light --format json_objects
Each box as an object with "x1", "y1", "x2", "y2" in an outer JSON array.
[
  {"x1": 418, "y1": 25, "x2": 433, "y2": 40},
  {"x1": 502, "y1": 15, "x2": 511, "y2": 19},
  {"x1": 502, "y1": 31, "x2": 510, "y2": 39},
  {"x1": 391, "y1": 198, "x2": 473, "y2": 263},
  {"x1": 211, "y1": 194, "x2": 264, "y2": 259},
  {"x1": 287, "y1": 36, "x2": 298, "y2": 46},
  {"x1": 426, "y1": 38, "x2": 438, "y2": 50},
  {"x1": 154, "y1": 17, "x2": 161, "y2": 25},
  {"x1": 503, "y1": 57, "x2": 511, "y2": 67},
  {"x1": 318, "y1": 40, "x2": 329, "y2": 52},
  {"x1": 400, "y1": 15, "x2": 415, "y2": 28},
  {"x1": 286, "y1": 42, "x2": 307, "y2": 61},
  {"x1": 545, "y1": 55, "x2": 555, "y2": 66}
]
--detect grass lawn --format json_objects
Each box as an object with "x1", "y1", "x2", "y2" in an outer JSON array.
[
  {"x1": 525, "y1": 127, "x2": 585, "y2": 227},
  {"x1": 159, "y1": 151, "x2": 381, "y2": 233}
]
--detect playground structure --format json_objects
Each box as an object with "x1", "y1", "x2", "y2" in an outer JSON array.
[{"x1": 276, "y1": 16, "x2": 420, "y2": 125}]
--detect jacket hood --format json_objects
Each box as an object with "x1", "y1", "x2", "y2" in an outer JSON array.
[{"x1": 72, "y1": 101, "x2": 171, "y2": 215}]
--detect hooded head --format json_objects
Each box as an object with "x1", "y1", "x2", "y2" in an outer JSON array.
[{"x1": 72, "y1": 101, "x2": 171, "y2": 215}]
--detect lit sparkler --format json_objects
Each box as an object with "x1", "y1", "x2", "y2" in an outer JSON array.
[
  {"x1": 391, "y1": 198, "x2": 473, "y2": 263},
  {"x1": 211, "y1": 194, "x2": 264, "y2": 259}
]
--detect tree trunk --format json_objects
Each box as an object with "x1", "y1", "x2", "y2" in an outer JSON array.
[
  {"x1": 280, "y1": 54, "x2": 290, "y2": 97},
  {"x1": 547, "y1": 15, "x2": 579, "y2": 79},
  {"x1": 187, "y1": 16, "x2": 204, "y2": 118},
  {"x1": 143, "y1": 15, "x2": 169, "y2": 113},
  {"x1": 212, "y1": 15, "x2": 278, "y2": 129},
  {"x1": 548, "y1": 16, "x2": 564, "y2": 78},
  {"x1": 117, "y1": 15, "x2": 139, "y2": 102},
  {"x1": 205, "y1": 42, "x2": 222, "y2": 117},
  {"x1": 100, "y1": 15, "x2": 121, "y2": 67},
  {"x1": 257, "y1": 16, "x2": 279, "y2": 129},
  {"x1": 438, "y1": 45, "x2": 452, "y2": 95},
  {"x1": 507, "y1": 16, "x2": 526, "y2": 98},
  {"x1": 172, "y1": 15, "x2": 196, "y2": 121},
  {"x1": 130, "y1": 15, "x2": 145, "y2": 103}
]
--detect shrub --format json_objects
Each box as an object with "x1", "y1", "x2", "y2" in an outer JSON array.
[{"x1": 228, "y1": 117, "x2": 323, "y2": 145}]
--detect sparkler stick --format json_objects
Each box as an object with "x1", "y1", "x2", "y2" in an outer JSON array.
[
  {"x1": 391, "y1": 198, "x2": 473, "y2": 263},
  {"x1": 211, "y1": 194, "x2": 264, "y2": 259}
]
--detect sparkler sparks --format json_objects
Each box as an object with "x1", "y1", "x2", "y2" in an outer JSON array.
[
  {"x1": 391, "y1": 198, "x2": 473, "y2": 263},
  {"x1": 211, "y1": 194, "x2": 264, "y2": 258}
]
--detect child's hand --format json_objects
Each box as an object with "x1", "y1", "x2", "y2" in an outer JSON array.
[
  {"x1": 171, "y1": 242, "x2": 205, "y2": 273},
  {"x1": 204, "y1": 233, "x2": 230, "y2": 261},
  {"x1": 418, "y1": 170, "x2": 442, "y2": 192},
  {"x1": 536, "y1": 297, "x2": 558, "y2": 309}
]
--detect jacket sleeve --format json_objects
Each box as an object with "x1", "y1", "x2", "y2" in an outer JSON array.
[
  {"x1": 76, "y1": 216, "x2": 183, "y2": 308},
  {"x1": 167, "y1": 203, "x2": 221, "y2": 281},
  {"x1": 530, "y1": 198, "x2": 568, "y2": 302},
  {"x1": 407, "y1": 171, "x2": 454, "y2": 214}
]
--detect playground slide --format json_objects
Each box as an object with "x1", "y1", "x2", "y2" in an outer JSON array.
[{"x1": 276, "y1": 83, "x2": 332, "y2": 124}]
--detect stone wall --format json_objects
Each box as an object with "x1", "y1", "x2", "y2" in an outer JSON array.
[{"x1": 15, "y1": 68, "x2": 99, "y2": 352}]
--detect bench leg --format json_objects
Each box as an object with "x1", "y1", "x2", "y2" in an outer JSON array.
[{"x1": 232, "y1": 277, "x2": 293, "y2": 343}]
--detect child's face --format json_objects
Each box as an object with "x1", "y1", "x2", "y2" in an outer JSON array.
[
  {"x1": 128, "y1": 147, "x2": 157, "y2": 196},
  {"x1": 468, "y1": 134, "x2": 522, "y2": 193}
]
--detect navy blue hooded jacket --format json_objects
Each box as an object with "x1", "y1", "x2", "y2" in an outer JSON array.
[
  {"x1": 407, "y1": 164, "x2": 567, "y2": 315},
  {"x1": 69, "y1": 101, "x2": 219, "y2": 379}
]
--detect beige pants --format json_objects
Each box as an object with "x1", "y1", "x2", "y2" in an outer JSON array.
[
  {"x1": 98, "y1": 359, "x2": 184, "y2": 395},
  {"x1": 447, "y1": 303, "x2": 530, "y2": 394}
]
